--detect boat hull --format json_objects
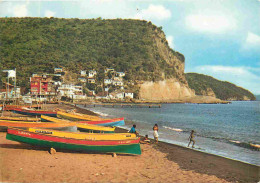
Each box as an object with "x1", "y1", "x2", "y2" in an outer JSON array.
[
  {"x1": 78, "y1": 118, "x2": 125, "y2": 127},
  {"x1": 6, "y1": 128, "x2": 141, "y2": 155},
  {"x1": 12, "y1": 108, "x2": 57, "y2": 117}
]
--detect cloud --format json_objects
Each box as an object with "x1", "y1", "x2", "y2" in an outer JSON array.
[
  {"x1": 13, "y1": 3, "x2": 29, "y2": 17},
  {"x1": 185, "y1": 14, "x2": 236, "y2": 34},
  {"x1": 191, "y1": 65, "x2": 260, "y2": 94},
  {"x1": 134, "y1": 4, "x2": 171, "y2": 21},
  {"x1": 166, "y1": 35, "x2": 174, "y2": 49},
  {"x1": 45, "y1": 10, "x2": 56, "y2": 18}
]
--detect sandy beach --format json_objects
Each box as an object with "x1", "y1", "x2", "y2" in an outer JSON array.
[{"x1": 0, "y1": 104, "x2": 259, "y2": 183}]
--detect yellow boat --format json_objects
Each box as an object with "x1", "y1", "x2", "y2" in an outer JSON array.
[
  {"x1": 0, "y1": 116, "x2": 41, "y2": 122},
  {"x1": 57, "y1": 111, "x2": 102, "y2": 121},
  {"x1": 41, "y1": 115, "x2": 115, "y2": 133},
  {"x1": 28, "y1": 128, "x2": 137, "y2": 140},
  {"x1": 0, "y1": 120, "x2": 77, "y2": 132}
]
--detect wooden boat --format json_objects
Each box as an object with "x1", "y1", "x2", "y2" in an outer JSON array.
[
  {"x1": 6, "y1": 128, "x2": 141, "y2": 155},
  {"x1": 0, "y1": 120, "x2": 77, "y2": 132},
  {"x1": 1, "y1": 104, "x2": 41, "y2": 111},
  {"x1": 78, "y1": 118, "x2": 125, "y2": 127},
  {"x1": 28, "y1": 128, "x2": 137, "y2": 140},
  {"x1": 57, "y1": 111, "x2": 125, "y2": 126},
  {"x1": 0, "y1": 116, "x2": 41, "y2": 122},
  {"x1": 41, "y1": 115, "x2": 115, "y2": 133},
  {"x1": 57, "y1": 111, "x2": 102, "y2": 121},
  {"x1": 12, "y1": 108, "x2": 57, "y2": 117}
]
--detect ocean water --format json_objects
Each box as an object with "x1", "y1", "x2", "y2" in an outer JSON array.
[{"x1": 79, "y1": 101, "x2": 260, "y2": 165}]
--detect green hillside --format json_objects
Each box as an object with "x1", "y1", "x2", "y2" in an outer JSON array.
[
  {"x1": 0, "y1": 17, "x2": 184, "y2": 89},
  {"x1": 185, "y1": 73, "x2": 256, "y2": 101}
]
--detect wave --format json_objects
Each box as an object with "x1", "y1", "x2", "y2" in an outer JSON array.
[
  {"x1": 163, "y1": 126, "x2": 183, "y2": 132},
  {"x1": 228, "y1": 140, "x2": 260, "y2": 151}
]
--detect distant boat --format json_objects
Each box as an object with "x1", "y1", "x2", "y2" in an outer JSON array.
[
  {"x1": 57, "y1": 111, "x2": 125, "y2": 126},
  {"x1": 12, "y1": 108, "x2": 57, "y2": 117},
  {"x1": 6, "y1": 128, "x2": 141, "y2": 155},
  {"x1": 41, "y1": 115, "x2": 115, "y2": 133},
  {"x1": 0, "y1": 120, "x2": 76, "y2": 132}
]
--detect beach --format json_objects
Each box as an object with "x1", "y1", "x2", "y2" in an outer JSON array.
[{"x1": 0, "y1": 104, "x2": 259, "y2": 183}]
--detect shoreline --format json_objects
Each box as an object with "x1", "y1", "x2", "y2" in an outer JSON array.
[{"x1": 1, "y1": 104, "x2": 259, "y2": 183}]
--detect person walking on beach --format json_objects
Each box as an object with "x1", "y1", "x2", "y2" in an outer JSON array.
[
  {"x1": 188, "y1": 130, "x2": 195, "y2": 148},
  {"x1": 129, "y1": 124, "x2": 138, "y2": 135},
  {"x1": 153, "y1": 124, "x2": 159, "y2": 143}
]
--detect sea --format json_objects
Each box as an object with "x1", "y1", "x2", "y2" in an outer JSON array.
[{"x1": 79, "y1": 101, "x2": 260, "y2": 166}]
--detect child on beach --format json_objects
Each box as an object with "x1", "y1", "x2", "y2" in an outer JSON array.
[
  {"x1": 153, "y1": 124, "x2": 159, "y2": 143},
  {"x1": 129, "y1": 124, "x2": 138, "y2": 135},
  {"x1": 188, "y1": 130, "x2": 195, "y2": 148},
  {"x1": 140, "y1": 135, "x2": 151, "y2": 144}
]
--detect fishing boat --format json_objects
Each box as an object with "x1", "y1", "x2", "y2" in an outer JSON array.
[
  {"x1": 41, "y1": 115, "x2": 115, "y2": 133},
  {"x1": 78, "y1": 118, "x2": 125, "y2": 127},
  {"x1": 57, "y1": 111, "x2": 102, "y2": 121},
  {"x1": 12, "y1": 108, "x2": 57, "y2": 117},
  {"x1": 0, "y1": 116, "x2": 41, "y2": 122},
  {"x1": 0, "y1": 120, "x2": 77, "y2": 132},
  {"x1": 57, "y1": 111, "x2": 125, "y2": 126},
  {"x1": 28, "y1": 128, "x2": 137, "y2": 140},
  {"x1": 6, "y1": 128, "x2": 141, "y2": 155}
]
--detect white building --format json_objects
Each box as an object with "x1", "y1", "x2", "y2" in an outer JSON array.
[
  {"x1": 88, "y1": 70, "x2": 97, "y2": 78},
  {"x1": 78, "y1": 78, "x2": 87, "y2": 83},
  {"x1": 116, "y1": 72, "x2": 125, "y2": 77},
  {"x1": 109, "y1": 92, "x2": 124, "y2": 99},
  {"x1": 104, "y1": 79, "x2": 112, "y2": 85},
  {"x1": 57, "y1": 84, "x2": 86, "y2": 99},
  {"x1": 81, "y1": 70, "x2": 86, "y2": 77},
  {"x1": 124, "y1": 91, "x2": 134, "y2": 99},
  {"x1": 112, "y1": 80, "x2": 123, "y2": 86}
]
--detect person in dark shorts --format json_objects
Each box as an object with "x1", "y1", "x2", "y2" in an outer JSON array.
[{"x1": 188, "y1": 130, "x2": 195, "y2": 148}]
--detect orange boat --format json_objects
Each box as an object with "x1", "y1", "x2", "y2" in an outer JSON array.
[{"x1": 0, "y1": 120, "x2": 77, "y2": 132}]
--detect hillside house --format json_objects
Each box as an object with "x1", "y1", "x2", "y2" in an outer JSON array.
[
  {"x1": 116, "y1": 72, "x2": 125, "y2": 77},
  {"x1": 88, "y1": 70, "x2": 97, "y2": 78},
  {"x1": 88, "y1": 78, "x2": 95, "y2": 84},
  {"x1": 112, "y1": 80, "x2": 123, "y2": 86},
  {"x1": 109, "y1": 91, "x2": 124, "y2": 99},
  {"x1": 54, "y1": 68, "x2": 63, "y2": 73},
  {"x1": 105, "y1": 68, "x2": 115, "y2": 73},
  {"x1": 95, "y1": 91, "x2": 109, "y2": 100},
  {"x1": 30, "y1": 75, "x2": 53, "y2": 95},
  {"x1": 124, "y1": 91, "x2": 134, "y2": 99},
  {"x1": 78, "y1": 78, "x2": 87, "y2": 83},
  {"x1": 57, "y1": 84, "x2": 86, "y2": 100},
  {"x1": 80, "y1": 70, "x2": 86, "y2": 77},
  {"x1": 104, "y1": 79, "x2": 112, "y2": 85}
]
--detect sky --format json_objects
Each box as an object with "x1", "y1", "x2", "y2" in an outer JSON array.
[{"x1": 1, "y1": 0, "x2": 260, "y2": 94}]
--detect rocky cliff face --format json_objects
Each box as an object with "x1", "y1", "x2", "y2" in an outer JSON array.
[
  {"x1": 138, "y1": 79, "x2": 195, "y2": 101},
  {"x1": 138, "y1": 29, "x2": 194, "y2": 101}
]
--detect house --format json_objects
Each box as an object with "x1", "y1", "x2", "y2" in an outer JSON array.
[
  {"x1": 80, "y1": 70, "x2": 87, "y2": 77},
  {"x1": 57, "y1": 84, "x2": 86, "y2": 99},
  {"x1": 112, "y1": 80, "x2": 123, "y2": 86},
  {"x1": 30, "y1": 75, "x2": 53, "y2": 95},
  {"x1": 104, "y1": 79, "x2": 112, "y2": 85},
  {"x1": 54, "y1": 68, "x2": 63, "y2": 73},
  {"x1": 78, "y1": 78, "x2": 87, "y2": 83},
  {"x1": 88, "y1": 70, "x2": 97, "y2": 78},
  {"x1": 88, "y1": 78, "x2": 95, "y2": 84},
  {"x1": 105, "y1": 68, "x2": 114, "y2": 73},
  {"x1": 116, "y1": 72, "x2": 125, "y2": 77},
  {"x1": 109, "y1": 91, "x2": 124, "y2": 100},
  {"x1": 95, "y1": 91, "x2": 109, "y2": 100},
  {"x1": 124, "y1": 91, "x2": 134, "y2": 99}
]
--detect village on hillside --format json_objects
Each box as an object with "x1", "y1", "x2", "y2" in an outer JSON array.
[{"x1": 0, "y1": 68, "x2": 135, "y2": 104}]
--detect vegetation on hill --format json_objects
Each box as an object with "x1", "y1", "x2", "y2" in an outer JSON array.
[
  {"x1": 0, "y1": 17, "x2": 184, "y2": 90},
  {"x1": 185, "y1": 73, "x2": 256, "y2": 100}
]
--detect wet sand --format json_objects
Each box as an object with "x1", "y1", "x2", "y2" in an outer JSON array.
[{"x1": 0, "y1": 104, "x2": 259, "y2": 183}]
